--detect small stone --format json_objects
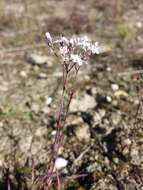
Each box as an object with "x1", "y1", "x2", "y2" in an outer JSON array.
[
  {"x1": 123, "y1": 139, "x2": 131, "y2": 146},
  {"x1": 86, "y1": 162, "x2": 98, "y2": 172},
  {"x1": 114, "y1": 90, "x2": 128, "y2": 98},
  {"x1": 113, "y1": 157, "x2": 119, "y2": 164},
  {"x1": 31, "y1": 103, "x2": 40, "y2": 113},
  {"x1": 93, "y1": 109, "x2": 106, "y2": 126},
  {"x1": 42, "y1": 106, "x2": 50, "y2": 114},
  {"x1": 130, "y1": 143, "x2": 142, "y2": 165},
  {"x1": 134, "y1": 99, "x2": 140, "y2": 105},
  {"x1": 112, "y1": 112, "x2": 121, "y2": 125},
  {"x1": 55, "y1": 157, "x2": 68, "y2": 170},
  {"x1": 45, "y1": 96, "x2": 52, "y2": 105},
  {"x1": 66, "y1": 115, "x2": 84, "y2": 131},
  {"x1": 0, "y1": 122, "x2": 3, "y2": 127},
  {"x1": 75, "y1": 123, "x2": 90, "y2": 142},
  {"x1": 112, "y1": 99, "x2": 118, "y2": 106},
  {"x1": 26, "y1": 52, "x2": 49, "y2": 65},
  {"x1": 123, "y1": 147, "x2": 129, "y2": 155},
  {"x1": 136, "y1": 21, "x2": 142, "y2": 28},
  {"x1": 91, "y1": 87, "x2": 98, "y2": 95},
  {"x1": 38, "y1": 73, "x2": 47, "y2": 79},
  {"x1": 0, "y1": 86, "x2": 8, "y2": 92},
  {"x1": 20, "y1": 71, "x2": 27, "y2": 78},
  {"x1": 111, "y1": 84, "x2": 119, "y2": 91},
  {"x1": 99, "y1": 109, "x2": 106, "y2": 118},
  {"x1": 106, "y1": 96, "x2": 112, "y2": 103},
  {"x1": 104, "y1": 157, "x2": 110, "y2": 166},
  {"x1": 51, "y1": 130, "x2": 56, "y2": 136},
  {"x1": 70, "y1": 94, "x2": 96, "y2": 112},
  {"x1": 106, "y1": 66, "x2": 112, "y2": 72}
]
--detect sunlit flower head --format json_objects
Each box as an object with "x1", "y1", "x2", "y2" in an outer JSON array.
[{"x1": 45, "y1": 32, "x2": 100, "y2": 67}]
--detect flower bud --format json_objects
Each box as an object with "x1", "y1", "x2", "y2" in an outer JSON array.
[{"x1": 45, "y1": 32, "x2": 53, "y2": 44}]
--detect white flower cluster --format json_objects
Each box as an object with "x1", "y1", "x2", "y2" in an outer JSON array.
[
  {"x1": 45, "y1": 32, "x2": 100, "y2": 66},
  {"x1": 75, "y1": 36, "x2": 100, "y2": 54}
]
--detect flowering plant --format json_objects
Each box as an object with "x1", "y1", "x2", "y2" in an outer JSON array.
[
  {"x1": 33, "y1": 33, "x2": 100, "y2": 190},
  {"x1": 46, "y1": 32, "x2": 100, "y2": 66}
]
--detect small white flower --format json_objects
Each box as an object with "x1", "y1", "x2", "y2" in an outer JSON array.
[
  {"x1": 70, "y1": 54, "x2": 83, "y2": 66},
  {"x1": 82, "y1": 41, "x2": 91, "y2": 51},
  {"x1": 69, "y1": 38, "x2": 74, "y2": 46},
  {"x1": 59, "y1": 46, "x2": 69, "y2": 55},
  {"x1": 76, "y1": 37, "x2": 100, "y2": 55},
  {"x1": 54, "y1": 36, "x2": 69, "y2": 45},
  {"x1": 61, "y1": 36, "x2": 69, "y2": 44},
  {"x1": 95, "y1": 41, "x2": 98, "y2": 46},
  {"x1": 55, "y1": 157, "x2": 68, "y2": 170},
  {"x1": 45, "y1": 32, "x2": 53, "y2": 44},
  {"x1": 90, "y1": 42, "x2": 100, "y2": 54}
]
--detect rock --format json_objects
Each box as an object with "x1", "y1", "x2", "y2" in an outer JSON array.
[
  {"x1": 70, "y1": 94, "x2": 96, "y2": 112},
  {"x1": 136, "y1": 21, "x2": 142, "y2": 28},
  {"x1": 93, "y1": 109, "x2": 106, "y2": 126},
  {"x1": 74, "y1": 123, "x2": 90, "y2": 142},
  {"x1": 111, "y1": 112, "x2": 121, "y2": 125},
  {"x1": 67, "y1": 116, "x2": 91, "y2": 143},
  {"x1": 51, "y1": 130, "x2": 57, "y2": 136},
  {"x1": 31, "y1": 103, "x2": 40, "y2": 114},
  {"x1": 26, "y1": 52, "x2": 49, "y2": 65},
  {"x1": 38, "y1": 73, "x2": 47, "y2": 79},
  {"x1": 123, "y1": 138, "x2": 131, "y2": 146},
  {"x1": 42, "y1": 106, "x2": 50, "y2": 114},
  {"x1": 66, "y1": 115, "x2": 83, "y2": 126},
  {"x1": 106, "y1": 96, "x2": 112, "y2": 103},
  {"x1": 45, "y1": 96, "x2": 53, "y2": 106},
  {"x1": 91, "y1": 175, "x2": 118, "y2": 190},
  {"x1": 86, "y1": 162, "x2": 99, "y2": 172},
  {"x1": 125, "y1": 180, "x2": 139, "y2": 190},
  {"x1": 20, "y1": 71, "x2": 27, "y2": 78},
  {"x1": 106, "y1": 66, "x2": 112, "y2": 72},
  {"x1": 114, "y1": 90, "x2": 128, "y2": 98},
  {"x1": 130, "y1": 142, "x2": 143, "y2": 165},
  {"x1": 0, "y1": 122, "x2": 3, "y2": 127},
  {"x1": 113, "y1": 157, "x2": 119, "y2": 164},
  {"x1": 111, "y1": 84, "x2": 119, "y2": 91},
  {"x1": 55, "y1": 157, "x2": 68, "y2": 170}
]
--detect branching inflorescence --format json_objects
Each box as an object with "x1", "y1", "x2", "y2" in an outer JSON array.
[{"x1": 33, "y1": 33, "x2": 100, "y2": 190}]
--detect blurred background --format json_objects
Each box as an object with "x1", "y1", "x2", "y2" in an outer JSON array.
[{"x1": 0, "y1": 0, "x2": 143, "y2": 190}]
